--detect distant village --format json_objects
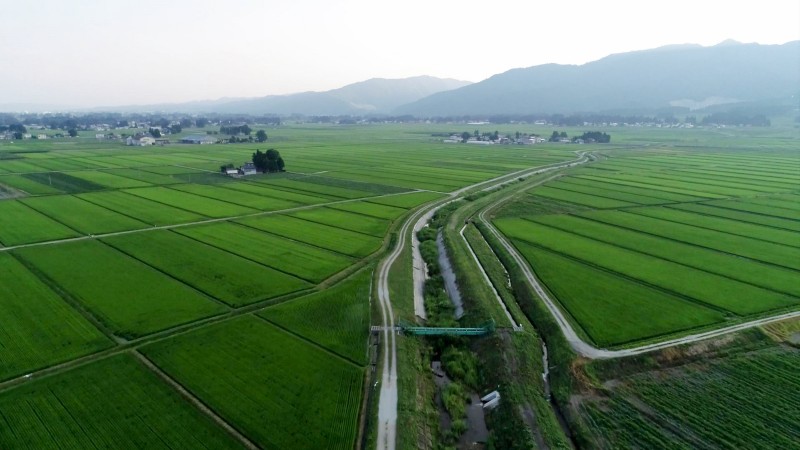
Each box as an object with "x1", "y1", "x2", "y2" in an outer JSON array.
[{"x1": 441, "y1": 130, "x2": 611, "y2": 145}]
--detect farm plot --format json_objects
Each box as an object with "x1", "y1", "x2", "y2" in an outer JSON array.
[
  {"x1": 124, "y1": 186, "x2": 257, "y2": 218},
  {"x1": 289, "y1": 207, "x2": 390, "y2": 237},
  {"x1": 21, "y1": 195, "x2": 148, "y2": 235},
  {"x1": 0, "y1": 200, "x2": 80, "y2": 246},
  {"x1": 22, "y1": 172, "x2": 106, "y2": 193},
  {"x1": 176, "y1": 222, "x2": 353, "y2": 283},
  {"x1": 142, "y1": 316, "x2": 363, "y2": 450},
  {"x1": 0, "y1": 354, "x2": 242, "y2": 449},
  {"x1": 566, "y1": 176, "x2": 707, "y2": 202},
  {"x1": 102, "y1": 168, "x2": 183, "y2": 185},
  {"x1": 366, "y1": 191, "x2": 444, "y2": 209},
  {"x1": 628, "y1": 206, "x2": 800, "y2": 248},
  {"x1": 0, "y1": 253, "x2": 111, "y2": 381},
  {"x1": 530, "y1": 186, "x2": 637, "y2": 209},
  {"x1": 667, "y1": 202, "x2": 800, "y2": 232},
  {"x1": 78, "y1": 190, "x2": 207, "y2": 226},
  {"x1": 578, "y1": 346, "x2": 800, "y2": 449},
  {"x1": 0, "y1": 174, "x2": 62, "y2": 195},
  {"x1": 494, "y1": 217, "x2": 798, "y2": 315},
  {"x1": 329, "y1": 200, "x2": 408, "y2": 220},
  {"x1": 237, "y1": 214, "x2": 382, "y2": 258},
  {"x1": 170, "y1": 183, "x2": 300, "y2": 211},
  {"x1": 703, "y1": 198, "x2": 800, "y2": 220},
  {"x1": 542, "y1": 179, "x2": 672, "y2": 205},
  {"x1": 255, "y1": 178, "x2": 374, "y2": 199},
  {"x1": 221, "y1": 180, "x2": 332, "y2": 204},
  {"x1": 260, "y1": 269, "x2": 372, "y2": 364},
  {"x1": 529, "y1": 214, "x2": 800, "y2": 298},
  {"x1": 512, "y1": 241, "x2": 724, "y2": 346},
  {"x1": 104, "y1": 231, "x2": 310, "y2": 307},
  {"x1": 15, "y1": 240, "x2": 226, "y2": 339},
  {"x1": 66, "y1": 170, "x2": 152, "y2": 189},
  {"x1": 585, "y1": 209, "x2": 800, "y2": 271}
]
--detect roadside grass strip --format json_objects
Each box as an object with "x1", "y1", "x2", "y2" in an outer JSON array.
[
  {"x1": 176, "y1": 222, "x2": 353, "y2": 283},
  {"x1": 627, "y1": 206, "x2": 800, "y2": 248},
  {"x1": 260, "y1": 269, "x2": 372, "y2": 364},
  {"x1": 77, "y1": 190, "x2": 207, "y2": 226},
  {"x1": 529, "y1": 214, "x2": 800, "y2": 298},
  {"x1": 0, "y1": 354, "x2": 243, "y2": 449},
  {"x1": 123, "y1": 186, "x2": 257, "y2": 218},
  {"x1": 585, "y1": 210, "x2": 800, "y2": 271},
  {"x1": 328, "y1": 201, "x2": 408, "y2": 220},
  {"x1": 531, "y1": 186, "x2": 637, "y2": 209},
  {"x1": 365, "y1": 190, "x2": 445, "y2": 208},
  {"x1": 0, "y1": 174, "x2": 62, "y2": 194},
  {"x1": 0, "y1": 253, "x2": 112, "y2": 381},
  {"x1": 289, "y1": 207, "x2": 390, "y2": 237},
  {"x1": 494, "y1": 218, "x2": 798, "y2": 315},
  {"x1": 669, "y1": 203, "x2": 800, "y2": 232},
  {"x1": 21, "y1": 195, "x2": 148, "y2": 235},
  {"x1": 66, "y1": 170, "x2": 152, "y2": 189},
  {"x1": 0, "y1": 201, "x2": 80, "y2": 246},
  {"x1": 15, "y1": 240, "x2": 226, "y2": 339},
  {"x1": 512, "y1": 241, "x2": 724, "y2": 347},
  {"x1": 104, "y1": 231, "x2": 311, "y2": 307},
  {"x1": 142, "y1": 316, "x2": 363, "y2": 450},
  {"x1": 170, "y1": 183, "x2": 301, "y2": 211},
  {"x1": 237, "y1": 215, "x2": 382, "y2": 258}
]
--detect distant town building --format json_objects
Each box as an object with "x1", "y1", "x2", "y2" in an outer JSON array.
[
  {"x1": 180, "y1": 134, "x2": 216, "y2": 144},
  {"x1": 126, "y1": 136, "x2": 156, "y2": 146}
]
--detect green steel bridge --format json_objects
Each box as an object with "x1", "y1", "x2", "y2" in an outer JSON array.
[{"x1": 372, "y1": 320, "x2": 495, "y2": 336}]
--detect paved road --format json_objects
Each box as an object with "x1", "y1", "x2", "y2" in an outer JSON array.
[
  {"x1": 375, "y1": 153, "x2": 589, "y2": 450},
  {"x1": 477, "y1": 170, "x2": 800, "y2": 359}
]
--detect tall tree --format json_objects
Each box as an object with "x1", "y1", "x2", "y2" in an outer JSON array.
[{"x1": 256, "y1": 130, "x2": 268, "y2": 142}]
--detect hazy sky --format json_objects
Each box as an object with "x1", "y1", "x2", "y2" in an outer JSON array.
[{"x1": 2, "y1": 0, "x2": 798, "y2": 108}]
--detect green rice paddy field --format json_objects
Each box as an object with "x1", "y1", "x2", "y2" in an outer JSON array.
[
  {"x1": 494, "y1": 146, "x2": 800, "y2": 348},
  {"x1": 0, "y1": 124, "x2": 575, "y2": 447},
  {"x1": 0, "y1": 123, "x2": 797, "y2": 448}
]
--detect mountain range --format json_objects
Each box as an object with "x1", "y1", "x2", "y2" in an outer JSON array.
[
  {"x1": 87, "y1": 76, "x2": 471, "y2": 116},
  {"x1": 396, "y1": 40, "x2": 799, "y2": 116},
  {"x1": 5, "y1": 41, "x2": 796, "y2": 116}
]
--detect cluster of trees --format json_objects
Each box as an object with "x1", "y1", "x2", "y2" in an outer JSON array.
[
  {"x1": 576, "y1": 131, "x2": 611, "y2": 143},
  {"x1": 457, "y1": 129, "x2": 500, "y2": 142},
  {"x1": 220, "y1": 124, "x2": 252, "y2": 135},
  {"x1": 252, "y1": 148, "x2": 285, "y2": 173},
  {"x1": 549, "y1": 130, "x2": 611, "y2": 143}
]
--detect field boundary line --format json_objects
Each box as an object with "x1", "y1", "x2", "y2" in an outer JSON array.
[
  {"x1": 253, "y1": 315, "x2": 365, "y2": 368},
  {"x1": 132, "y1": 351, "x2": 260, "y2": 450},
  {"x1": 0, "y1": 189, "x2": 433, "y2": 253}
]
